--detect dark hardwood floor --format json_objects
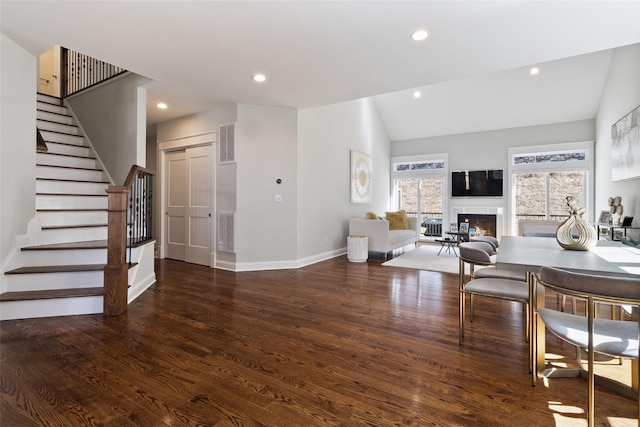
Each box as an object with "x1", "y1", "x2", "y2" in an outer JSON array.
[{"x1": 1, "y1": 255, "x2": 637, "y2": 426}]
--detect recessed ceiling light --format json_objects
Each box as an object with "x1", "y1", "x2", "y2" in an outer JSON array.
[
  {"x1": 413, "y1": 91, "x2": 422, "y2": 98},
  {"x1": 529, "y1": 66, "x2": 540, "y2": 76},
  {"x1": 157, "y1": 102, "x2": 167, "y2": 109},
  {"x1": 252, "y1": 73, "x2": 266, "y2": 82},
  {"x1": 410, "y1": 30, "x2": 429, "y2": 42}
]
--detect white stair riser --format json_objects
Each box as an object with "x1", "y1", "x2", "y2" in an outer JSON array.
[
  {"x1": 21, "y1": 248, "x2": 107, "y2": 266},
  {"x1": 0, "y1": 296, "x2": 103, "y2": 321},
  {"x1": 37, "y1": 180, "x2": 108, "y2": 195},
  {"x1": 37, "y1": 102, "x2": 67, "y2": 115},
  {"x1": 37, "y1": 110, "x2": 73, "y2": 125},
  {"x1": 38, "y1": 210, "x2": 108, "y2": 227},
  {"x1": 40, "y1": 227, "x2": 107, "y2": 245},
  {"x1": 37, "y1": 120, "x2": 78, "y2": 135},
  {"x1": 39, "y1": 131, "x2": 84, "y2": 146},
  {"x1": 6, "y1": 271, "x2": 103, "y2": 292},
  {"x1": 36, "y1": 194, "x2": 108, "y2": 210},
  {"x1": 45, "y1": 142, "x2": 91, "y2": 157},
  {"x1": 37, "y1": 153, "x2": 97, "y2": 169},
  {"x1": 37, "y1": 94, "x2": 61, "y2": 104},
  {"x1": 36, "y1": 165, "x2": 106, "y2": 182}
]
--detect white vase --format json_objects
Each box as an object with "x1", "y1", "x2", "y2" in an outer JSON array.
[{"x1": 555, "y1": 214, "x2": 597, "y2": 251}]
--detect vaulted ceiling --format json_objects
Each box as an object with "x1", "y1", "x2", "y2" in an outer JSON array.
[{"x1": 2, "y1": 1, "x2": 639, "y2": 141}]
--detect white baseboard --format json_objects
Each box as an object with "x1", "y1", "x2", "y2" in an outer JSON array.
[{"x1": 229, "y1": 247, "x2": 347, "y2": 272}]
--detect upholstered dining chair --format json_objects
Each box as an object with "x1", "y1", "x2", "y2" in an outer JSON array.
[
  {"x1": 534, "y1": 267, "x2": 640, "y2": 427},
  {"x1": 469, "y1": 235, "x2": 499, "y2": 252},
  {"x1": 464, "y1": 240, "x2": 526, "y2": 282},
  {"x1": 458, "y1": 242, "x2": 530, "y2": 346}
]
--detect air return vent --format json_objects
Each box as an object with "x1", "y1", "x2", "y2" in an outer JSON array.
[
  {"x1": 217, "y1": 211, "x2": 236, "y2": 253},
  {"x1": 218, "y1": 123, "x2": 236, "y2": 164}
]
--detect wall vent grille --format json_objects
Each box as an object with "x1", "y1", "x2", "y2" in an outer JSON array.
[
  {"x1": 218, "y1": 123, "x2": 236, "y2": 164},
  {"x1": 217, "y1": 211, "x2": 236, "y2": 253}
]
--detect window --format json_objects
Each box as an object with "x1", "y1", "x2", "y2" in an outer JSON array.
[
  {"x1": 392, "y1": 154, "x2": 448, "y2": 239},
  {"x1": 393, "y1": 159, "x2": 445, "y2": 172},
  {"x1": 508, "y1": 142, "x2": 593, "y2": 235},
  {"x1": 514, "y1": 171, "x2": 586, "y2": 221}
]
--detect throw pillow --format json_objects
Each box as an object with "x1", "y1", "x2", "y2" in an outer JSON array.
[
  {"x1": 386, "y1": 210, "x2": 410, "y2": 230},
  {"x1": 365, "y1": 212, "x2": 378, "y2": 220}
]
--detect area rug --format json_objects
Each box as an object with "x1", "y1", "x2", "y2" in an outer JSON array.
[{"x1": 382, "y1": 244, "x2": 461, "y2": 274}]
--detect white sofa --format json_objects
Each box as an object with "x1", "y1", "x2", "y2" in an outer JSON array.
[{"x1": 349, "y1": 217, "x2": 418, "y2": 257}]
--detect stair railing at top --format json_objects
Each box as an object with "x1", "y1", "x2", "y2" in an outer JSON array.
[
  {"x1": 104, "y1": 165, "x2": 155, "y2": 316},
  {"x1": 61, "y1": 47, "x2": 127, "y2": 97}
]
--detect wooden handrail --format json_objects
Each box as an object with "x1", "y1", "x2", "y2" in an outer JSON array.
[
  {"x1": 104, "y1": 165, "x2": 155, "y2": 316},
  {"x1": 123, "y1": 165, "x2": 155, "y2": 188}
]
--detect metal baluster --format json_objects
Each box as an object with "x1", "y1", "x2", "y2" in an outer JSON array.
[{"x1": 147, "y1": 173, "x2": 153, "y2": 240}]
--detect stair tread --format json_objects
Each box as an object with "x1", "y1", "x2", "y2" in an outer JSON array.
[
  {"x1": 39, "y1": 151, "x2": 95, "y2": 160},
  {"x1": 42, "y1": 224, "x2": 107, "y2": 230},
  {"x1": 43, "y1": 140, "x2": 86, "y2": 148},
  {"x1": 37, "y1": 177, "x2": 109, "y2": 184},
  {"x1": 37, "y1": 208, "x2": 107, "y2": 212},
  {"x1": 36, "y1": 192, "x2": 107, "y2": 197},
  {"x1": 37, "y1": 108, "x2": 71, "y2": 118},
  {"x1": 22, "y1": 240, "x2": 108, "y2": 251},
  {"x1": 37, "y1": 118, "x2": 78, "y2": 127},
  {"x1": 6, "y1": 264, "x2": 106, "y2": 274},
  {"x1": 0, "y1": 287, "x2": 104, "y2": 302},
  {"x1": 37, "y1": 129, "x2": 81, "y2": 138},
  {"x1": 37, "y1": 93, "x2": 62, "y2": 104},
  {"x1": 37, "y1": 163, "x2": 103, "y2": 172}
]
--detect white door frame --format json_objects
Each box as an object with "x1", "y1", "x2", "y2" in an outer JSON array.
[{"x1": 157, "y1": 132, "x2": 216, "y2": 266}]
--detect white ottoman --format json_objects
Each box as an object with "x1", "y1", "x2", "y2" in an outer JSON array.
[{"x1": 347, "y1": 235, "x2": 368, "y2": 262}]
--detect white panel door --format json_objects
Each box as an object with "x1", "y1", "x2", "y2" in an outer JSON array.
[
  {"x1": 185, "y1": 146, "x2": 213, "y2": 266},
  {"x1": 166, "y1": 151, "x2": 187, "y2": 261}
]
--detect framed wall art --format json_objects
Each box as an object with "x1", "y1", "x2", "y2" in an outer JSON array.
[
  {"x1": 351, "y1": 150, "x2": 371, "y2": 203},
  {"x1": 611, "y1": 105, "x2": 640, "y2": 181}
]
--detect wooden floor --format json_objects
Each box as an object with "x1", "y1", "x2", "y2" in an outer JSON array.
[{"x1": 1, "y1": 255, "x2": 637, "y2": 426}]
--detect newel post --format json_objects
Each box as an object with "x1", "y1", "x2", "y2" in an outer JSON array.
[{"x1": 104, "y1": 186, "x2": 129, "y2": 316}]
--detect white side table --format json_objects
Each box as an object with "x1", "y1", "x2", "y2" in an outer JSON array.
[{"x1": 347, "y1": 235, "x2": 368, "y2": 262}]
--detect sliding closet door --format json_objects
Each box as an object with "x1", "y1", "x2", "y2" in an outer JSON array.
[
  {"x1": 166, "y1": 151, "x2": 187, "y2": 261},
  {"x1": 184, "y1": 146, "x2": 213, "y2": 266},
  {"x1": 165, "y1": 146, "x2": 213, "y2": 265}
]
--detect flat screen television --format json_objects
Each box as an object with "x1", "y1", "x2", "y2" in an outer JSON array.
[{"x1": 451, "y1": 169, "x2": 503, "y2": 197}]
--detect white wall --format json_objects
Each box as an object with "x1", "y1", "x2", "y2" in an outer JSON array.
[
  {"x1": 66, "y1": 73, "x2": 151, "y2": 185},
  {"x1": 297, "y1": 97, "x2": 391, "y2": 260},
  {"x1": 156, "y1": 105, "x2": 238, "y2": 265},
  {"x1": 236, "y1": 103, "x2": 298, "y2": 266},
  {"x1": 0, "y1": 33, "x2": 36, "y2": 263},
  {"x1": 391, "y1": 120, "x2": 595, "y2": 234},
  {"x1": 595, "y1": 44, "x2": 640, "y2": 228},
  {"x1": 156, "y1": 99, "x2": 389, "y2": 270}
]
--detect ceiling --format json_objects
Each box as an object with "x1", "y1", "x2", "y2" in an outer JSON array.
[{"x1": 2, "y1": 1, "x2": 639, "y2": 141}]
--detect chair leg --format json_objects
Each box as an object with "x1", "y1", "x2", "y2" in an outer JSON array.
[
  {"x1": 637, "y1": 355, "x2": 640, "y2": 427},
  {"x1": 587, "y1": 299, "x2": 595, "y2": 427},
  {"x1": 470, "y1": 294, "x2": 475, "y2": 321},
  {"x1": 529, "y1": 271, "x2": 537, "y2": 385},
  {"x1": 459, "y1": 291, "x2": 465, "y2": 345},
  {"x1": 524, "y1": 303, "x2": 529, "y2": 343},
  {"x1": 459, "y1": 258, "x2": 464, "y2": 345},
  {"x1": 588, "y1": 352, "x2": 595, "y2": 427}
]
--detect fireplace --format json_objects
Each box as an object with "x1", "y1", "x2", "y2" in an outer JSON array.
[{"x1": 457, "y1": 214, "x2": 497, "y2": 238}]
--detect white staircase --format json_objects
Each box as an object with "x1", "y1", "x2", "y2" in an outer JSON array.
[{"x1": 0, "y1": 93, "x2": 111, "y2": 320}]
